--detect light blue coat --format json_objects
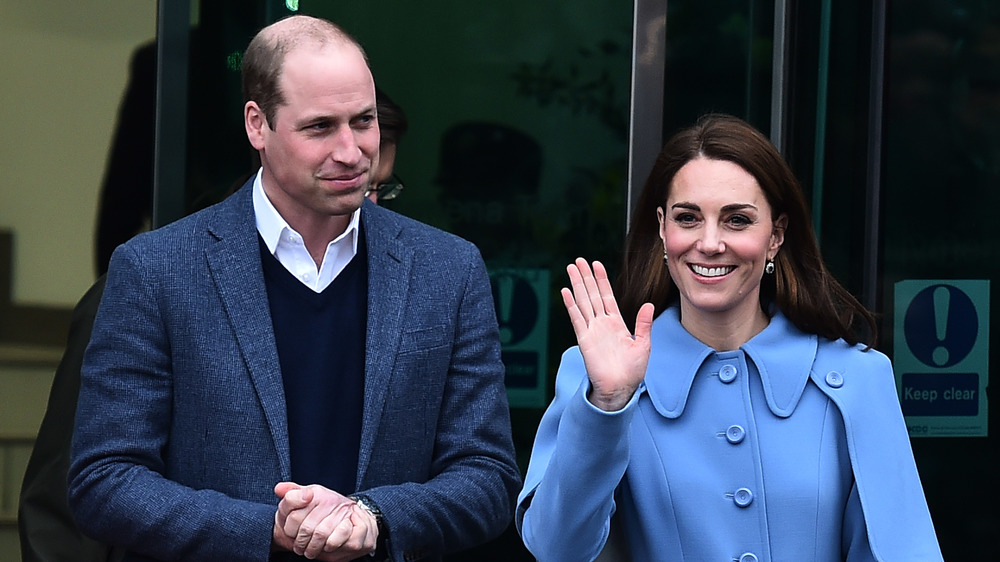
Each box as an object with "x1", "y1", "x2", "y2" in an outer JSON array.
[{"x1": 517, "y1": 308, "x2": 942, "y2": 562}]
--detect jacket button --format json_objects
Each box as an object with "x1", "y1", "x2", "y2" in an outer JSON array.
[
  {"x1": 725, "y1": 425, "x2": 746, "y2": 444},
  {"x1": 825, "y1": 371, "x2": 844, "y2": 388},
  {"x1": 739, "y1": 553, "x2": 759, "y2": 562},
  {"x1": 719, "y1": 364, "x2": 738, "y2": 383},
  {"x1": 733, "y1": 487, "x2": 754, "y2": 507}
]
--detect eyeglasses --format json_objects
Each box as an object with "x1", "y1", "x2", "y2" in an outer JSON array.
[{"x1": 365, "y1": 174, "x2": 405, "y2": 201}]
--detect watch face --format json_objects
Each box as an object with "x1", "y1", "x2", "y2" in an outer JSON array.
[{"x1": 352, "y1": 494, "x2": 382, "y2": 519}]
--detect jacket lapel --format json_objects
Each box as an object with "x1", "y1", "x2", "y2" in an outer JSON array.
[
  {"x1": 357, "y1": 203, "x2": 412, "y2": 485},
  {"x1": 204, "y1": 184, "x2": 291, "y2": 478}
]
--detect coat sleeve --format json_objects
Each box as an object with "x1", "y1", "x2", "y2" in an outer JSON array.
[
  {"x1": 68, "y1": 243, "x2": 277, "y2": 561},
  {"x1": 811, "y1": 342, "x2": 944, "y2": 562},
  {"x1": 356, "y1": 246, "x2": 522, "y2": 562},
  {"x1": 516, "y1": 347, "x2": 639, "y2": 562}
]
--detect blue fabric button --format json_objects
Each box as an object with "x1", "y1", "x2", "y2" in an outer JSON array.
[
  {"x1": 719, "y1": 364, "x2": 738, "y2": 383},
  {"x1": 739, "y1": 553, "x2": 759, "y2": 562},
  {"x1": 726, "y1": 425, "x2": 746, "y2": 444},
  {"x1": 825, "y1": 371, "x2": 844, "y2": 388},
  {"x1": 733, "y1": 488, "x2": 753, "y2": 507}
]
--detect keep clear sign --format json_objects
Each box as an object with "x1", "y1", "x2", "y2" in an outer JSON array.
[
  {"x1": 490, "y1": 268, "x2": 549, "y2": 407},
  {"x1": 893, "y1": 280, "x2": 989, "y2": 437}
]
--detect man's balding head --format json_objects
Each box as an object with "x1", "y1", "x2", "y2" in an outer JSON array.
[{"x1": 241, "y1": 15, "x2": 368, "y2": 129}]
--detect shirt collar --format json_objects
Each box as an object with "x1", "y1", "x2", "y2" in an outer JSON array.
[
  {"x1": 642, "y1": 307, "x2": 818, "y2": 419},
  {"x1": 251, "y1": 168, "x2": 361, "y2": 256}
]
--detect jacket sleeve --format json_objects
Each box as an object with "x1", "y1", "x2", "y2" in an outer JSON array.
[
  {"x1": 516, "y1": 347, "x2": 639, "y2": 562},
  {"x1": 358, "y1": 247, "x2": 522, "y2": 562},
  {"x1": 812, "y1": 342, "x2": 944, "y2": 562},
  {"x1": 68, "y1": 244, "x2": 277, "y2": 561}
]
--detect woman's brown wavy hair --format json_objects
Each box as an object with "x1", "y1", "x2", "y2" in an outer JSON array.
[{"x1": 615, "y1": 113, "x2": 876, "y2": 347}]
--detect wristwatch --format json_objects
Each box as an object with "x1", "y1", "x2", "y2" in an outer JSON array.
[
  {"x1": 350, "y1": 494, "x2": 383, "y2": 527},
  {"x1": 349, "y1": 493, "x2": 388, "y2": 559}
]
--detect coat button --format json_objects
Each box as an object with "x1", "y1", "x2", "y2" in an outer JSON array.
[
  {"x1": 738, "y1": 553, "x2": 759, "y2": 562},
  {"x1": 725, "y1": 425, "x2": 746, "y2": 444},
  {"x1": 825, "y1": 371, "x2": 844, "y2": 388},
  {"x1": 719, "y1": 364, "x2": 738, "y2": 383},
  {"x1": 733, "y1": 487, "x2": 754, "y2": 507}
]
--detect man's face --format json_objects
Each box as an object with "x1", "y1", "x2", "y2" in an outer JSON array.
[{"x1": 245, "y1": 42, "x2": 379, "y2": 232}]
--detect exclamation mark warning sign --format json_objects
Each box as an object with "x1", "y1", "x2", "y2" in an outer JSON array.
[
  {"x1": 894, "y1": 280, "x2": 989, "y2": 437},
  {"x1": 489, "y1": 268, "x2": 550, "y2": 407}
]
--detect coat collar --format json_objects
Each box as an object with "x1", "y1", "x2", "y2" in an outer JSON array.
[
  {"x1": 643, "y1": 307, "x2": 818, "y2": 419},
  {"x1": 203, "y1": 183, "x2": 292, "y2": 476}
]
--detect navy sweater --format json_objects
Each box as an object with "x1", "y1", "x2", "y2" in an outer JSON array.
[{"x1": 260, "y1": 234, "x2": 368, "y2": 494}]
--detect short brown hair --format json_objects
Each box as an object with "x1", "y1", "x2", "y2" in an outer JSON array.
[{"x1": 241, "y1": 15, "x2": 367, "y2": 129}]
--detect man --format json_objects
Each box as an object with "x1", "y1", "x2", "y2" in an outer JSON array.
[{"x1": 68, "y1": 15, "x2": 520, "y2": 562}]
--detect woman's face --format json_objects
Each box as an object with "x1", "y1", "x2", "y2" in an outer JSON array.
[{"x1": 657, "y1": 156, "x2": 786, "y2": 323}]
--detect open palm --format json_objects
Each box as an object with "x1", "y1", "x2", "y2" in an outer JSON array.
[{"x1": 561, "y1": 258, "x2": 655, "y2": 411}]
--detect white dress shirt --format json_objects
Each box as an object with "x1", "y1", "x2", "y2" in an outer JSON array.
[{"x1": 252, "y1": 169, "x2": 360, "y2": 292}]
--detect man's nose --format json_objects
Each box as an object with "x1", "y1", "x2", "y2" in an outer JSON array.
[{"x1": 329, "y1": 127, "x2": 363, "y2": 166}]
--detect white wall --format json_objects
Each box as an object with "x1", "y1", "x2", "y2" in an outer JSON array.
[{"x1": 0, "y1": 0, "x2": 157, "y2": 306}]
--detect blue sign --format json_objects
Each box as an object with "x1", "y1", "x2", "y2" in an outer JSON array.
[
  {"x1": 893, "y1": 280, "x2": 989, "y2": 437},
  {"x1": 490, "y1": 268, "x2": 550, "y2": 407}
]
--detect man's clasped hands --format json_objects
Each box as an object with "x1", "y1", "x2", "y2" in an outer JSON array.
[{"x1": 273, "y1": 482, "x2": 378, "y2": 561}]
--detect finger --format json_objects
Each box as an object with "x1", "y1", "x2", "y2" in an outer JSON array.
[
  {"x1": 283, "y1": 505, "x2": 308, "y2": 542},
  {"x1": 274, "y1": 481, "x2": 300, "y2": 499},
  {"x1": 280, "y1": 486, "x2": 314, "y2": 509},
  {"x1": 357, "y1": 508, "x2": 378, "y2": 553},
  {"x1": 345, "y1": 506, "x2": 377, "y2": 553},
  {"x1": 591, "y1": 260, "x2": 621, "y2": 317},
  {"x1": 277, "y1": 488, "x2": 314, "y2": 536},
  {"x1": 565, "y1": 261, "x2": 594, "y2": 320},
  {"x1": 634, "y1": 302, "x2": 655, "y2": 343},
  {"x1": 281, "y1": 487, "x2": 323, "y2": 539},
  {"x1": 274, "y1": 510, "x2": 293, "y2": 549},
  {"x1": 561, "y1": 287, "x2": 590, "y2": 339},
  {"x1": 321, "y1": 511, "x2": 355, "y2": 553},
  {"x1": 576, "y1": 258, "x2": 605, "y2": 317},
  {"x1": 295, "y1": 501, "x2": 350, "y2": 557}
]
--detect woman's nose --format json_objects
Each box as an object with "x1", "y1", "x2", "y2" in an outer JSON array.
[{"x1": 696, "y1": 225, "x2": 726, "y2": 255}]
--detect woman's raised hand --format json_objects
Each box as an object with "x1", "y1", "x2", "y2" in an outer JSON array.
[{"x1": 561, "y1": 258, "x2": 654, "y2": 411}]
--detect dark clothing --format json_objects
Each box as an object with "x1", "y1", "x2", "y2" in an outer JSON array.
[
  {"x1": 261, "y1": 234, "x2": 368, "y2": 493},
  {"x1": 18, "y1": 276, "x2": 122, "y2": 562}
]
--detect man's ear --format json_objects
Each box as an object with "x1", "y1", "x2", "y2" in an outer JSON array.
[{"x1": 245, "y1": 101, "x2": 267, "y2": 150}]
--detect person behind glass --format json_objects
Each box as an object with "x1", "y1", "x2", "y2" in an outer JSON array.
[
  {"x1": 68, "y1": 14, "x2": 520, "y2": 562},
  {"x1": 365, "y1": 87, "x2": 408, "y2": 204},
  {"x1": 516, "y1": 114, "x2": 942, "y2": 561}
]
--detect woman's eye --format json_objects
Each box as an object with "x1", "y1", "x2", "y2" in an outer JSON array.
[
  {"x1": 727, "y1": 214, "x2": 753, "y2": 227},
  {"x1": 674, "y1": 212, "x2": 698, "y2": 225}
]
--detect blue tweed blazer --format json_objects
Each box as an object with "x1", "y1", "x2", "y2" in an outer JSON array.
[{"x1": 68, "y1": 181, "x2": 521, "y2": 561}]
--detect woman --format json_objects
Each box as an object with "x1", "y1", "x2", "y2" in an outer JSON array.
[{"x1": 516, "y1": 114, "x2": 942, "y2": 561}]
